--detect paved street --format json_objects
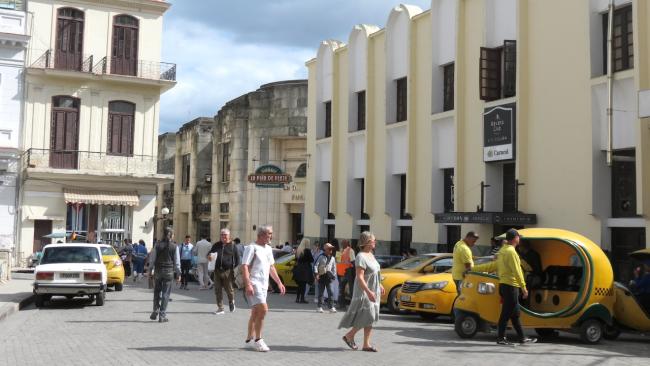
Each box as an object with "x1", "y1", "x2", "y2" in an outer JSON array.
[{"x1": 1, "y1": 279, "x2": 648, "y2": 366}]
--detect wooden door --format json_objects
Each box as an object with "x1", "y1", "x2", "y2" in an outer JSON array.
[
  {"x1": 111, "y1": 15, "x2": 139, "y2": 76},
  {"x1": 107, "y1": 101, "x2": 135, "y2": 155},
  {"x1": 33, "y1": 220, "x2": 53, "y2": 253},
  {"x1": 50, "y1": 96, "x2": 80, "y2": 169},
  {"x1": 55, "y1": 8, "x2": 84, "y2": 71}
]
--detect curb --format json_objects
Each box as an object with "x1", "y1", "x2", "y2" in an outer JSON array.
[{"x1": 0, "y1": 293, "x2": 35, "y2": 323}]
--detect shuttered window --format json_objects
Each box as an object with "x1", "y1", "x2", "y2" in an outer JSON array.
[
  {"x1": 324, "y1": 101, "x2": 332, "y2": 137},
  {"x1": 443, "y1": 63, "x2": 455, "y2": 112},
  {"x1": 503, "y1": 40, "x2": 517, "y2": 98},
  {"x1": 602, "y1": 5, "x2": 633, "y2": 73},
  {"x1": 55, "y1": 8, "x2": 84, "y2": 71},
  {"x1": 357, "y1": 90, "x2": 366, "y2": 131},
  {"x1": 50, "y1": 96, "x2": 80, "y2": 169},
  {"x1": 181, "y1": 154, "x2": 191, "y2": 189},
  {"x1": 112, "y1": 15, "x2": 139, "y2": 76},
  {"x1": 480, "y1": 40, "x2": 517, "y2": 101},
  {"x1": 396, "y1": 77, "x2": 407, "y2": 122},
  {"x1": 107, "y1": 101, "x2": 135, "y2": 156}
]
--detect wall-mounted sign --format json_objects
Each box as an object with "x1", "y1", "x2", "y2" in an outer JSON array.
[
  {"x1": 434, "y1": 211, "x2": 536, "y2": 225},
  {"x1": 484, "y1": 103, "x2": 516, "y2": 162},
  {"x1": 248, "y1": 164, "x2": 292, "y2": 188}
]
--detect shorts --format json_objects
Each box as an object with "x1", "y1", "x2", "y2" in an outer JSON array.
[{"x1": 246, "y1": 284, "x2": 268, "y2": 306}]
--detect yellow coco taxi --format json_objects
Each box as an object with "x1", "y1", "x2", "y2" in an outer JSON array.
[
  {"x1": 454, "y1": 228, "x2": 616, "y2": 344},
  {"x1": 274, "y1": 254, "x2": 297, "y2": 288},
  {"x1": 99, "y1": 244, "x2": 125, "y2": 291},
  {"x1": 398, "y1": 257, "x2": 493, "y2": 320},
  {"x1": 380, "y1": 253, "x2": 453, "y2": 313}
]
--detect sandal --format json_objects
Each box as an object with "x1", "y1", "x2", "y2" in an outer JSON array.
[
  {"x1": 342, "y1": 336, "x2": 358, "y2": 350},
  {"x1": 362, "y1": 346, "x2": 378, "y2": 352}
]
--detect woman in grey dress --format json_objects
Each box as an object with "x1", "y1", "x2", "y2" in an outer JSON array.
[{"x1": 339, "y1": 231, "x2": 385, "y2": 352}]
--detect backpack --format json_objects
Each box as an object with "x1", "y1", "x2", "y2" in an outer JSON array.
[{"x1": 234, "y1": 245, "x2": 258, "y2": 289}]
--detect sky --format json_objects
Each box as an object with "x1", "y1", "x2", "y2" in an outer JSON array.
[{"x1": 159, "y1": 0, "x2": 432, "y2": 133}]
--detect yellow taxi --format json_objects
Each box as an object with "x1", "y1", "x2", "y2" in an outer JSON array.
[
  {"x1": 380, "y1": 253, "x2": 453, "y2": 313},
  {"x1": 274, "y1": 254, "x2": 297, "y2": 288},
  {"x1": 99, "y1": 244, "x2": 125, "y2": 291},
  {"x1": 398, "y1": 257, "x2": 493, "y2": 319}
]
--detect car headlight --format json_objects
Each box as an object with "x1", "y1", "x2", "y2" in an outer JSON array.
[
  {"x1": 380, "y1": 276, "x2": 385, "y2": 282},
  {"x1": 477, "y1": 282, "x2": 496, "y2": 294},
  {"x1": 421, "y1": 281, "x2": 448, "y2": 291}
]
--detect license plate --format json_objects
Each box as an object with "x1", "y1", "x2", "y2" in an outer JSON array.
[
  {"x1": 60, "y1": 273, "x2": 79, "y2": 279},
  {"x1": 400, "y1": 295, "x2": 411, "y2": 302}
]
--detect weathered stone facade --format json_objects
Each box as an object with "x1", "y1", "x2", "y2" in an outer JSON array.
[{"x1": 155, "y1": 133, "x2": 176, "y2": 239}]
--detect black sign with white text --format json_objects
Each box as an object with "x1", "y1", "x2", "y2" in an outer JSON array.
[{"x1": 483, "y1": 103, "x2": 516, "y2": 162}]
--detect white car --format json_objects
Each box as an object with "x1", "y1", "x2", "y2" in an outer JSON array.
[{"x1": 33, "y1": 243, "x2": 108, "y2": 307}]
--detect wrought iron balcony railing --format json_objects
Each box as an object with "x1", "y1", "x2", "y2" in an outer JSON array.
[
  {"x1": 29, "y1": 50, "x2": 177, "y2": 82},
  {"x1": 23, "y1": 148, "x2": 157, "y2": 176}
]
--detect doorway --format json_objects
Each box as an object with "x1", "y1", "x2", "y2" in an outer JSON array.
[
  {"x1": 611, "y1": 227, "x2": 645, "y2": 284},
  {"x1": 50, "y1": 96, "x2": 80, "y2": 169},
  {"x1": 445, "y1": 225, "x2": 461, "y2": 253},
  {"x1": 33, "y1": 220, "x2": 52, "y2": 253},
  {"x1": 290, "y1": 213, "x2": 302, "y2": 245}
]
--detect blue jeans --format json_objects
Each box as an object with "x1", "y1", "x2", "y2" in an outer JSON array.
[
  {"x1": 153, "y1": 277, "x2": 173, "y2": 317},
  {"x1": 317, "y1": 279, "x2": 335, "y2": 309}
]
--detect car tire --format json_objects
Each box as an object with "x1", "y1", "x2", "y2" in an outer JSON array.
[
  {"x1": 579, "y1": 319, "x2": 603, "y2": 344},
  {"x1": 535, "y1": 328, "x2": 559, "y2": 339},
  {"x1": 454, "y1": 312, "x2": 479, "y2": 339},
  {"x1": 386, "y1": 287, "x2": 402, "y2": 314},
  {"x1": 115, "y1": 283, "x2": 123, "y2": 292},
  {"x1": 419, "y1": 312, "x2": 439, "y2": 321},
  {"x1": 34, "y1": 294, "x2": 45, "y2": 308},
  {"x1": 95, "y1": 291, "x2": 105, "y2": 306},
  {"x1": 603, "y1": 325, "x2": 620, "y2": 340}
]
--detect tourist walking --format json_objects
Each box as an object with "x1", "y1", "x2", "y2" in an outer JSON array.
[
  {"x1": 314, "y1": 243, "x2": 337, "y2": 313},
  {"x1": 242, "y1": 225, "x2": 285, "y2": 352},
  {"x1": 148, "y1": 228, "x2": 180, "y2": 322},
  {"x1": 119, "y1": 239, "x2": 134, "y2": 278},
  {"x1": 339, "y1": 231, "x2": 384, "y2": 352},
  {"x1": 179, "y1": 235, "x2": 193, "y2": 289},
  {"x1": 195, "y1": 235, "x2": 213, "y2": 290},
  {"x1": 209, "y1": 229, "x2": 240, "y2": 314},
  {"x1": 293, "y1": 241, "x2": 313, "y2": 303},
  {"x1": 132, "y1": 240, "x2": 148, "y2": 281},
  {"x1": 337, "y1": 239, "x2": 355, "y2": 310}
]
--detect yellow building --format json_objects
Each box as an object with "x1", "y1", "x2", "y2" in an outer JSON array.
[
  {"x1": 305, "y1": 0, "x2": 650, "y2": 282},
  {"x1": 18, "y1": 0, "x2": 175, "y2": 262}
]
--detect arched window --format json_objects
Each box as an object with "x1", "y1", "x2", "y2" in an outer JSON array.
[
  {"x1": 112, "y1": 15, "x2": 139, "y2": 76},
  {"x1": 55, "y1": 8, "x2": 84, "y2": 71},
  {"x1": 107, "y1": 101, "x2": 135, "y2": 156},
  {"x1": 50, "y1": 96, "x2": 80, "y2": 169},
  {"x1": 295, "y1": 163, "x2": 307, "y2": 178}
]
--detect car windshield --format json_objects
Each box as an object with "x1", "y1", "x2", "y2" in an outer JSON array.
[
  {"x1": 100, "y1": 247, "x2": 117, "y2": 256},
  {"x1": 390, "y1": 255, "x2": 433, "y2": 270},
  {"x1": 275, "y1": 254, "x2": 295, "y2": 264},
  {"x1": 443, "y1": 256, "x2": 495, "y2": 273},
  {"x1": 41, "y1": 247, "x2": 101, "y2": 264}
]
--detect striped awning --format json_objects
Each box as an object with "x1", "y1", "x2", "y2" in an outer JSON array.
[{"x1": 63, "y1": 189, "x2": 140, "y2": 206}]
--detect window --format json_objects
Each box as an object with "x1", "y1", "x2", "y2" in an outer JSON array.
[
  {"x1": 443, "y1": 63, "x2": 455, "y2": 112},
  {"x1": 221, "y1": 142, "x2": 230, "y2": 182},
  {"x1": 55, "y1": 8, "x2": 84, "y2": 71},
  {"x1": 324, "y1": 101, "x2": 332, "y2": 138},
  {"x1": 396, "y1": 77, "x2": 407, "y2": 122},
  {"x1": 480, "y1": 40, "x2": 516, "y2": 101},
  {"x1": 356, "y1": 91, "x2": 366, "y2": 131},
  {"x1": 220, "y1": 203, "x2": 229, "y2": 213},
  {"x1": 399, "y1": 226, "x2": 412, "y2": 254},
  {"x1": 399, "y1": 174, "x2": 411, "y2": 219},
  {"x1": 612, "y1": 149, "x2": 636, "y2": 218},
  {"x1": 50, "y1": 96, "x2": 80, "y2": 169},
  {"x1": 181, "y1": 154, "x2": 191, "y2": 189},
  {"x1": 295, "y1": 163, "x2": 307, "y2": 178},
  {"x1": 443, "y1": 168, "x2": 454, "y2": 213},
  {"x1": 360, "y1": 178, "x2": 369, "y2": 219},
  {"x1": 602, "y1": 5, "x2": 633, "y2": 73},
  {"x1": 107, "y1": 101, "x2": 135, "y2": 156},
  {"x1": 111, "y1": 15, "x2": 139, "y2": 76},
  {"x1": 66, "y1": 203, "x2": 88, "y2": 237},
  {"x1": 502, "y1": 163, "x2": 516, "y2": 212},
  {"x1": 326, "y1": 182, "x2": 334, "y2": 219}
]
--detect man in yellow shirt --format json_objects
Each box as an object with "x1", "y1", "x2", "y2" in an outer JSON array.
[
  {"x1": 496, "y1": 229, "x2": 537, "y2": 346},
  {"x1": 452, "y1": 231, "x2": 478, "y2": 295}
]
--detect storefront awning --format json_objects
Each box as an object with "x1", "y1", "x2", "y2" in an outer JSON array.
[{"x1": 64, "y1": 189, "x2": 140, "y2": 206}]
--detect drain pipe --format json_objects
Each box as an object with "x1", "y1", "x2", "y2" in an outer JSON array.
[{"x1": 606, "y1": 0, "x2": 614, "y2": 166}]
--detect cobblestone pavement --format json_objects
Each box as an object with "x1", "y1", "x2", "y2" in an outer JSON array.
[{"x1": 0, "y1": 278, "x2": 648, "y2": 366}]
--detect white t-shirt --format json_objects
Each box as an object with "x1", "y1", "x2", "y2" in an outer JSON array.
[{"x1": 242, "y1": 243, "x2": 274, "y2": 289}]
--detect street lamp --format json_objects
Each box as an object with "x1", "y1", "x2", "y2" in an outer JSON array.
[{"x1": 152, "y1": 207, "x2": 171, "y2": 242}]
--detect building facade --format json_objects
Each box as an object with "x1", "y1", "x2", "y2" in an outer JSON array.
[
  {"x1": 304, "y1": 0, "x2": 650, "y2": 281},
  {"x1": 212, "y1": 80, "x2": 308, "y2": 245},
  {"x1": 154, "y1": 131, "x2": 175, "y2": 240},
  {"x1": 18, "y1": 0, "x2": 175, "y2": 263},
  {"x1": 0, "y1": 0, "x2": 28, "y2": 278}
]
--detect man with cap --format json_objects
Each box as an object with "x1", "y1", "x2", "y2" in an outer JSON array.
[
  {"x1": 495, "y1": 229, "x2": 537, "y2": 345},
  {"x1": 452, "y1": 231, "x2": 478, "y2": 296}
]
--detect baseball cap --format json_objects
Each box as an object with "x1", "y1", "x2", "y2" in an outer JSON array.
[{"x1": 505, "y1": 229, "x2": 520, "y2": 241}]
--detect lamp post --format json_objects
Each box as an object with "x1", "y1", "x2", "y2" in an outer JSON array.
[{"x1": 153, "y1": 207, "x2": 171, "y2": 243}]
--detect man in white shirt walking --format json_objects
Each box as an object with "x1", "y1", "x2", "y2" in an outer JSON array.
[
  {"x1": 242, "y1": 225, "x2": 285, "y2": 352},
  {"x1": 195, "y1": 235, "x2": 213, "y2": 290}
]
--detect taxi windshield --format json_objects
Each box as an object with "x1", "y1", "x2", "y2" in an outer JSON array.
[{"x1": 391, "y1": 255, "x2": 433, "y2": 270}]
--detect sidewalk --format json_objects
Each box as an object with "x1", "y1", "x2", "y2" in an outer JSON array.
[{"x1": 0, "y1": 272, "x2": 34, "y2": 323}]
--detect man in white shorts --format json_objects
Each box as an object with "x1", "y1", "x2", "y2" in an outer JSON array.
[{"x1": 242, "y1": 225, "x2": 285, "y2": 352}]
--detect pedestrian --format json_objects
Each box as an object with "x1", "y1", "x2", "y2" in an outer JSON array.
[
  {"x1": 242, "y1": 225, "x2": 285, "y2": 352},
  {"x1": 119, "y1": 238, "x2": 134, "y2": 278},
  {"x1": 293, "y1": 241, "x2": 313, "y2": 303},
  {"x1": 148, "y1": 227, "x2": 181, "y2": 322},
  {"x1": 495, "y1": 229, "x2": 537, "y2": 345},
  {"x1": 336, "y1": 239, "x2": 356, "y2": 310},
  {"x1": 452, "y1": 231, "x2": 478, "y2": 295},
  {"x1": 282, "y1": 241, "x2": 293, "y2": 254},
  {"x1": 132, "y1": 239, "x2": 148, "y2": 282},
  {"x1": 339, "y1": 231, "x2": 384, "y2": 352},
  {"x1": 179, "y1": 235, "x2": 193, "y2": 289},
  {"x1": 234, "y1": 237, "x2": 244, "y2": 262},
  {"x1": 310, "y1": 241, "x2": 322, "y2": 303},
  {"x1": 209, "y1": 229, "x2": 240, "y2": 314},
  {"x1": 195, "y1": 235, "x2": 213, "y2": 290},
  {"x1": 315, "y1": 243, "x2": 337, "y2": 313},
  {"x1": 489, "y1": 237, "x2": 502, "y2": 256}
]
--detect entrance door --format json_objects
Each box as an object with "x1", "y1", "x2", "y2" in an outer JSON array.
[
  {"x1": 50, "y1": 96, "x2": 80, "y2": 169},
  {"x1": 33, "y1": 220, "x2": 53, "y2": 253},
  {"x1": 446, "y1": 225, "x2": 461, "y2": 253},
  {"x1": 55, "y1": 8, "x2": 84, "y2": 71},
  {"x1": 290, "y1": 213, "x2": 302, "y2": 244},
  {"x1": 111, "y1": 15, "x2": 139, "y2": 76},
  {"x1": 611, "y1": 228, "x2": 645, "y2": 284}
]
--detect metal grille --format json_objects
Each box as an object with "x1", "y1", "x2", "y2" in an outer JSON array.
[
  {"x1": 401, "y1": 282, "x2": 424, "y2": 293},
  {"x1": 400, "y1": 301, "x2": 416, "y2": 308}
]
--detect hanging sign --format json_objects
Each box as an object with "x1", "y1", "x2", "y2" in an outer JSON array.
[
  {"x1": 248, "y1": 164, "x2": 292, "y2": 188},
  {"x1": 484, "y1": 103, "x2": 516, "y2": 162}
]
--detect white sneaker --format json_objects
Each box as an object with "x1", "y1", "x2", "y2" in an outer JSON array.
[
  {"x1": 317, "y1": 307, "x2": 324, "y2": 313},
  {"x1": 245, "y1": 339, "x2": 256, "y2": 350},
  {"x1": 254, "y1": 338, "x2": 270, "y2": 352},
  {"x1": 329, "y1": 307, "x2": 337, "y2": 313},
  {"x1": 214, "y1": 309, "x2": 225, "y2": 315}
]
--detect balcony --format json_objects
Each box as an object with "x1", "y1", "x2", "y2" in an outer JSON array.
[
  {"x1": 23, "y1": 148, "x2": 157, "y2": 176},
  {"x1": 29, "y1": 50, "x2": 177, "y2": 83}
]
